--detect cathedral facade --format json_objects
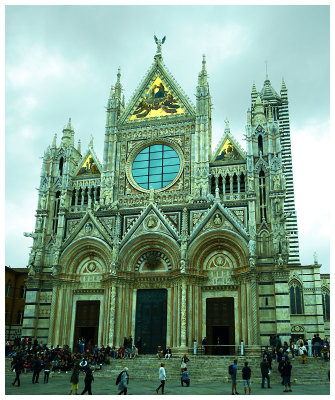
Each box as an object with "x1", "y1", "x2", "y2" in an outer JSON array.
[{"x1": 22, "y1": 40, "x2": 330, "y2": 353}]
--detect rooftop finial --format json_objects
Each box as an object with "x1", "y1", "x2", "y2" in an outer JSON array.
[
  {"x1": 154, "y1": 35, "x2": 166, "y2": 59},
  {"x1": 202, "y1": 54, "x2": 206, "y2": 70},
  {"x1": 265, "y1": 60, "x2": 268, "y2": 78}
]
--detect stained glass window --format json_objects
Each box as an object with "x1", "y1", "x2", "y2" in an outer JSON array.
[{"x1": 132, "y1": 145, "x2": 180, "y2": 190}]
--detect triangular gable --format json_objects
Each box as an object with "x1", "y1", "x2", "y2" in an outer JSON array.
[
  {"x1": 120, "y1": 203, "x2": 179, "y2": 248},
  {"x1": 119, "y1": 59, "x2": 195, "y2": 124},
  {"x1": 211, "y1": 133, "x2": 246, "y2": 163},
  {"x1": 73, "y1": 146, "x2": 102, "y2": 178},
  {"x1": 62, "y1": 211, "x2": 113, "y2": 251},
  {"x1": 189, "y1": 201, "x2": 249, "y2": 244}
]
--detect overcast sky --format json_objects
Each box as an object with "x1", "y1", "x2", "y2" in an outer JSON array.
[{"x1": 5, "y1": 5, "x2": 330, "y2": 273}]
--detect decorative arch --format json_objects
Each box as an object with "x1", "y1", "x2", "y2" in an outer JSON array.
[
  {"x1": 59, "y1": 237, "x2": 112, "y2": 276},
  {"x1": 188, "y1": 229, "x2": 249, "y2": 270},
  {"x1": 119, "y1": 232, "x2": 179, "y2": 273}
]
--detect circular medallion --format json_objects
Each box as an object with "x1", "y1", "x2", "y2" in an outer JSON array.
[{"x1": 87, "y1": 262, "x2": 96, "y2": 272}]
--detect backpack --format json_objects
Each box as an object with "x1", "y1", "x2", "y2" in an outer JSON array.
[
  {"x1": 116, "y1": 372, "x2": 122, "y2": 385},
  {"x1": 228, "y1": 364, "x2": 234, "y2": 375}
]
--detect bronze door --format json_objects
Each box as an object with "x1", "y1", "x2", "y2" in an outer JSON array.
[
  {"x1": 206, "y1": 297, "x2": 235, "y2": 355},
  {"x1": 135, "y1": 289, "x2": 167, "y2": 354},
  {"x1": 73, "y1": 301, "x2": 100, "y2": 351}
]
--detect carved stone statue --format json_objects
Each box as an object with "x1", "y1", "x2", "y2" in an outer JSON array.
[
  {"x1": 248, "y1": 239, "x2": 256, "y2": 256},
  {"x1": 273, "y1": 174, "x2": 281, "y2": 190},
  {"x1": 180, "y1": 240, "x2": 188, "y2": 260},
  {"x1": 40, "y1": 193, "x2": 47, "y2": 209},
  {"x1": 247, "y1": 174, "x2": 254, "y2": 191},
  {"x1": 313, "y1": 252, "x2": 318, "y2": 265},
  {"x1": 149, "y1": 187, "x2": 155, "y2": 203}
]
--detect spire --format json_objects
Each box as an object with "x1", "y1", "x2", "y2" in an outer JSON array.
[
  {"x1": 89, "y1": 135, "x2": 94, "y2": 148},
  {"x1": 251, "y1": 81, "x2": 258, "y2": 104},
  {"x1": 52, "y1": 133, "x2": 57, "y2": 148},
  {"x1": 281, "y1": 78, "x2": 288, "y2": 99},
  {"x1": 252, "y1": 96, "x2": 266, "y2": 125},
  {"x1": 198, "y1": 54, "x2": 208, "y2": 86},
  {"x1": 77, "y1": 139, "x2": 81, "y2": 154},
  {"x1": 61, "y1": 118, "x2": 74, "y2": 147},
  {"x1": 114, "y1": 67, "x2": 122, "y2": 100},
  {"x1": 224, "y1": 118, "x2": 230, "y2": 134}
]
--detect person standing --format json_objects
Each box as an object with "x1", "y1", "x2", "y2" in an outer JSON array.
[
  {"x1": 241, "y1": 361, "x2": 252, "y2": 395},
  {"x1": 230, "y1": 359, "x2": 239, "y2": 395},
  {"x1": 81, "y1": 367, "x2": 94, "y2": 395},
  {"x1": 12, "y1": 357, "x2": 24, "y2": 387},
  {"x1": 156, "y1": 363, "x2": 166, "y2": 394},
  {"x1": 260, "y1": 357, "x2": 271, "y2": 389},
  {"x1": 117, "y1": 367, "x2": 129, "y2": 395},
  {"x1": 282, "y1": 359, "x2": 292, "y2": 392},
  {"x1": 69, "y1": 364, "x2": 80, "y2": 395},
  {"x1": 202, "y1": 337, "x2": 208, "y2": 355}
]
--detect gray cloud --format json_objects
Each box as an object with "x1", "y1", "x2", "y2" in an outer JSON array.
[{"x1": 5, "y1": 5, "x2": 330, "y2": 272}]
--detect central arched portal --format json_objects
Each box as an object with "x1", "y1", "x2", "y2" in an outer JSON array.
[{"x1": 135, "y1": 289, "x2": 167, "y2": 354}]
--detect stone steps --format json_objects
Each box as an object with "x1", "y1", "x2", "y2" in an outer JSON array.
[
  {"x1": 6, "y1": 356, "x2": 329, "y2": 384},
  {"x1": 92, "y1": 356, "x2": 329, "y2": 384}
]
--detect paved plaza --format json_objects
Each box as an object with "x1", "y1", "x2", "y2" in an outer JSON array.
[{"x1": 5, "y1": 371, "x2": 330, "y2": 396}]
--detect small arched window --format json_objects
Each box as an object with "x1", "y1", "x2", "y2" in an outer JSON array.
[
  {"x1": 20, "y1": 286, "x2": 26, "y2": 299},
  {"x1": 225, "y1": 174, "x2": 230, "y2": 194},
  {"x1": 290, "y1": 280, "x2": 304, "y2": 315},
  {"x1": 233, "y1": 173, "x2": 238, "y2": 193},
  {"x1": 210, "y1": 175, "x2": 216, "y2": 195},
  {"x1": 17, "y1": 311, "x2": 23, "y2": 325},
  {"x1": 240, "y1": 173, "x2": 245, "y2": 192},
  {"x1": 322, "y1": 288, "x2": 330, "y2": 321},
  {"x1": 258, "y1": 135, "x2": 263, "y2": 154},
  {"x1": 59, "y1": 157, "x2": 64, "y2": 176},
  {"x1": 6, "y1": 281, "x2": 12, "y2": 297}
]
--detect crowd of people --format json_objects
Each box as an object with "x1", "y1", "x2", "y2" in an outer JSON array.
[
  {"x1": 267, "y1": 334, "x2": 330, "y2": 362},
  {"x1": 7, "y1": 334, "x2": 330, "y2": 394}
]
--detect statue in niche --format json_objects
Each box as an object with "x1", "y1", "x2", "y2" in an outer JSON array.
[
  {"x1": 273, "y1": 174, "x2": 281, "y2": 190},
  {"x1": 85, "y1": 223, "x2": 93, "y2": 234},
  {"x1": 247, "y1": 174, "x2": 254, "y2": 190},
  {"x1": 213, "y1": 213, "x2": 222, "y2": 227},
  {"x1": 146, "y1": 215, "x2": 157, "y2": 229},
  {"x1": 28, "y1": 265, "x2": 36, "y2": 277},
  {"x1": 40, "y1": 193, "x2": 47, "y2": 210}
]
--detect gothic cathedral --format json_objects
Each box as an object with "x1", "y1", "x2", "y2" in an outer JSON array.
[{"x1": 23, "y1": 39, "x2": 330, "y2": 352}]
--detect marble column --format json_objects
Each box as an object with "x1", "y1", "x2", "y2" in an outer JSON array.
[
  {"x1": 47, "y1": 284, "x2": 58, "y2": 346},
  {"x1": 181, "y1": 280, "x2": 187, "y2": 348},
  {"x1": 109, "y1": 285, "x2": 117, "y2": 346}
]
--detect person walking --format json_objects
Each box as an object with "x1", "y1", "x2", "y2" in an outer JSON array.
[
  {"x1": 156, "y1": 363, "x2": 166, "y2": 394},
  {"x1": 81, "y1": 367, "x2": 94, "y2": 395},
  {"x1": 229, "y1": 359, "x2": 239, "y2": 395},
  {"x1": 69, "y1": 363, "x2": 80, "y2": 395},
  {"x1": 180, "y1": 354, "x2": 189, "y2": 371},
  {"x1": 282, "y1": 359, "x2": 292, "y2": 392},
  {"x1": 117, "y1": 367, "x2": 129, "y2": 395},
  {"x1": 32, "y1": 356, "x2": 41, "y2": 384},
  {"x1": 12, "y1": 357, "x2": 24, "y2": 387},
  {"x1": 44, "y1": 359, "x2": 52, "y2": 384},
  {"x1": 299, "y1": 343, "x2": 307, "y2": 364},
  {"x1": 241, "y1": 361, "x2": 252, "y2": 395},
  {"x1": 260, "y1": 357, "x2": 271, "y2": 389}
]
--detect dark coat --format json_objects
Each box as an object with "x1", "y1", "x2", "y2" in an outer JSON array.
[
  {"x1": 282, "y1": 363, "x2": 292, "y2": 377},
  {"x1": 260, "y1": 360, "x2": 269, "y2": 375}
]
